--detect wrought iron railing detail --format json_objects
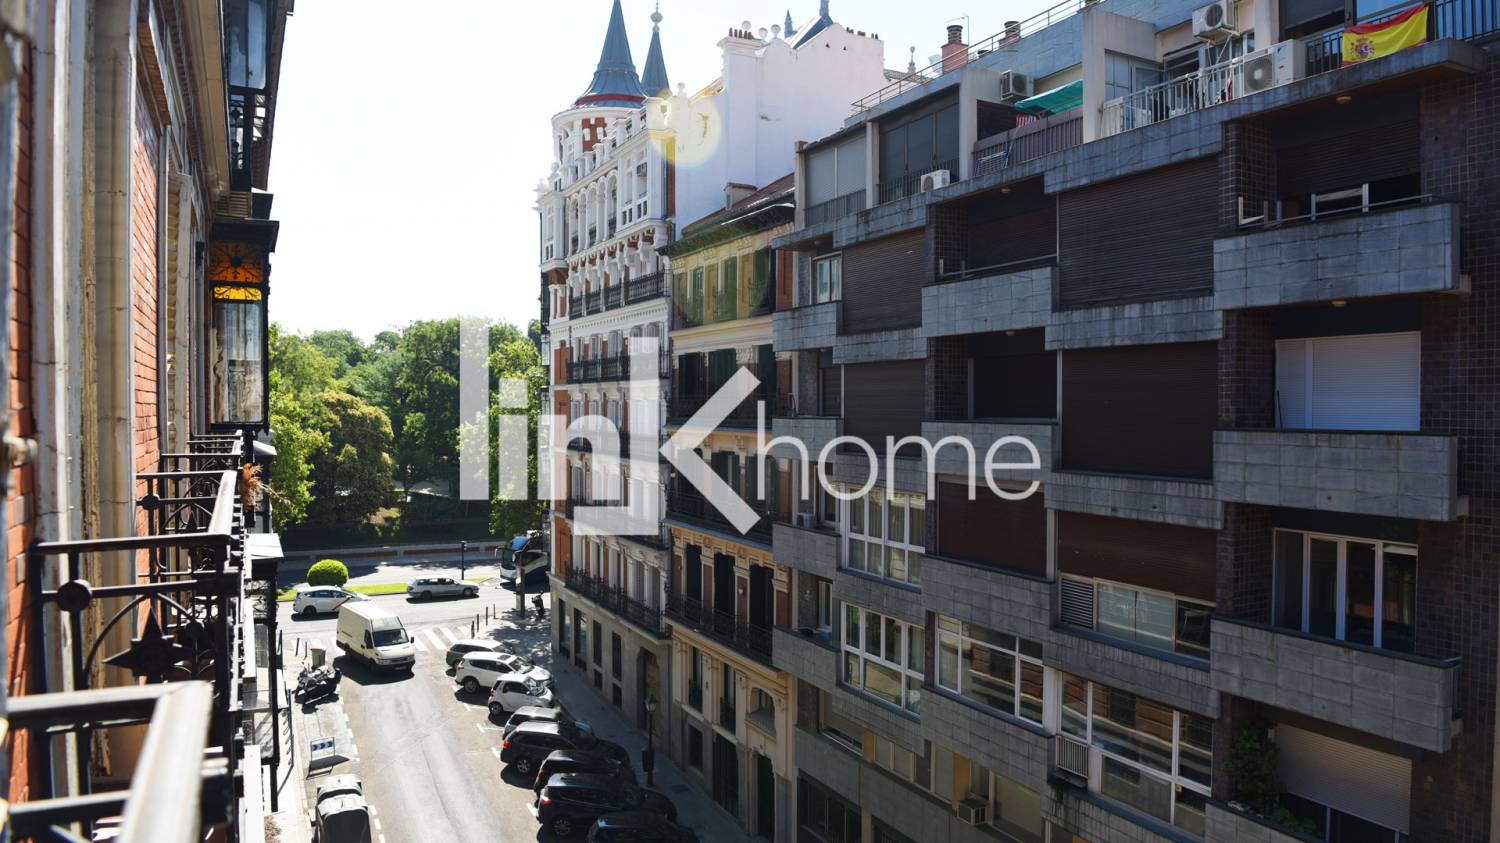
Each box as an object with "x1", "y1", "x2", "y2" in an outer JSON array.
[
  {"x1": 665, "y1": 591, "x2": 775, "y2": 663},
  {"x1": 667, "y1": 490, "x2": 774, "y2": 544},
  {"x1": 562, "y1": 569, "x2": 666, "y2": 637}
]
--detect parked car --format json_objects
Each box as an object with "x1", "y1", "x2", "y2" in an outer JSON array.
[
  {"x1": 335, "y1": 602, "x2": 415, "y2": 672},
  {"x1": 503, "y1": 705, "x2": 592, "y2": 739},
  {"x1": 489, "y1": 673, "x2": 555, "y2": 716},
  {"x1": 455, "y1": 651, "x2": 551, "y2": 693},
  {"x1": 531, "y1": 749, "x2": 635, "y2": 793},
  {"x1": 532, "y1": 773, "x2": 676, "y2": 839},
  {"x1": 292, "y1": 587, "x2": 365, "y2": 617},
  {"x1": 587, "y1": 811, "x2": 698, "y2": 843},
  {"x1": 310, "y1": 774, "x2": 372, "y2": 843},
  {"x1": 444, "y1": 637, "x2": 517, "y2": 669},
  {"x1": 406, "y1": 576, "x2": 478, "y2": 600},
  {"x1": 500, "y1": 721, "x2": 629, "y2": 777}
]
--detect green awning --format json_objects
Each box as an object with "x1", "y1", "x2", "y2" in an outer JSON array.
[{"x1": 1014, "y1": 80, "x2": 1083, "y2": 116}]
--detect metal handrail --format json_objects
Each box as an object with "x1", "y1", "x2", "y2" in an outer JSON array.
[
  {"x1": 972, "y1": 113, "x2": 1082, "y2": 176},
  {"x1": 1237, "y1": 192, "x2": 1446, "y2": 230},
  {"x1": 806, "y1": 191, "x2": 867, "y2": 226},
  {"x1": 1101, "y1": 57, "x2": 1243, "y2": 138},
  {"x1": 851, "y1": 0, "x2": 1099, "y2": 113},
  {"x1": 936, "y1": 253, "x2": 1058, "y2": 283},
  {"x1": 878, "y1": 157, "x2": 959, "y2": 205}
]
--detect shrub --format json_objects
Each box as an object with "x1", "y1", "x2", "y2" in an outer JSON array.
[{"x1": 307, "y1": 559, "x2": 349, "y2": 587}]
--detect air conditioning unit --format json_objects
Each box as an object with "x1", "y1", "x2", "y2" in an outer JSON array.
[
  {"x1": 956, "y1": 798, "x2": 989, "y2": 826},
  {"x1": 919, "y1": 170, "x2": 951, "y2": 192},
  {"x1": 998, "y1": 70, "x2": 1033, "y2": 102},
  {"x1": 1192, "y1": 0, "x2": 1236, "y2": 41},
  {"x1": 1243, "y1": 39, "x2": 1306, "y2": 94}
]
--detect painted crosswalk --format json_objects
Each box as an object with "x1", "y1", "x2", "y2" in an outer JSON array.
[{"x1": 288, "y1": 623, "x2": 477, "y2": 663}]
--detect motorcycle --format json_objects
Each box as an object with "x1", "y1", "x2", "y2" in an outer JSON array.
[{"x1": 297, "y1": 664, "x2": 342, "y2": 703}]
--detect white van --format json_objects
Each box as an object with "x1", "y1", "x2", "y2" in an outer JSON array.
[{"x1": 336, "y1": 601, "x2": 416, "y2": 672}]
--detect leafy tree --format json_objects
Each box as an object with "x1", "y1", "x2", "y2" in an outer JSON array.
[
  {"x1": 389, "y1": 319, "x2": 461, "y2": 494},
  {"x1": 307, "y1": 329, "x2": 367, "y2": 377},
  {"x1": 307, "y1": 390, "x2": 396, "y2": 525},
  {"x1": 488, "y1": 321, "x2": 546, "y2": 539},
  {"x1": 267, "y1": 325, "x2": 330, "y2": 527}
]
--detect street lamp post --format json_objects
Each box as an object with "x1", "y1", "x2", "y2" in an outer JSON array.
[
  {"x1": 459, "y1": 540, "x2": 468, "y2": 581},
  {"x1": 643, "y1": 694, "x2": 658, "y2": 786}
]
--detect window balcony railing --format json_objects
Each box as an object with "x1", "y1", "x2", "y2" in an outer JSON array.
[
  {"x1": 877, "y1": 157, "x2": 959, "y2": 205},
  {"x1": 668, "y1": 393, "x2": 765, "y2": 427},
  {"x1": 586, "y1": 290, "x2": 602, "y2": 312},
  {"x1": 972, "y1": 112, "x2": 1082, "y2": 177},
  {"x1": 667, "y1": 489, "x2": 774, "y2": 544},
  {"x1": 562, "y1": 568, "x2": 666, "y2": 637},
  {"x1": 568, "y1": 295, "x2": 583, "y2": 317},
  {"x1": 625, "y1": 271, "x2": 667, "y2": 304},
  {"x1": 664, "y1": 591, "x2": 775, "y2": 663},
  {"x1": 1100, "y1": 59, "x2": 1244, "y2": 138},
  {"x1": 720, "y1": 697, "x2": 738, "y2": 730},
  {"x1": 850, "y1": 0, "x2": 1094, "y2": 113},
  {"x1": 805, "y1": 191, "x2": 867, "y2": 227},
  {"x1": 16, "y1": 430, "x2": 272, "y2": 840},
  {"x1": 1106, "y1": 0, "x2": 1498, "y2": 139}
]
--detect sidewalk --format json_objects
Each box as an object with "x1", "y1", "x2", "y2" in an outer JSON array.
[{"x1": 550, "y1": 666, "x2": 752, "y2": 843}]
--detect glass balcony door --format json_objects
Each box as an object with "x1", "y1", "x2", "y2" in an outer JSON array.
[{"x1": 1273, "y1": 529, "x2": 1416, "y2": 652}]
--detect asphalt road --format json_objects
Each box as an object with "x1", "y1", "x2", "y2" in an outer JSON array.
[{"x1": 282, "y1": 590, "x2": 558, "y2": 843}]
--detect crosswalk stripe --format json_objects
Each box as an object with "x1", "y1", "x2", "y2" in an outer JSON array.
[
  {"x1": 427, "y1": 629, "x2": 449, "y2": 651},
  {"x1": 410, "y1": 635, "x2": 427, "y2": 653},
  {"x1": 441, "y1": 627, "x2": 462, "y2": 646}
]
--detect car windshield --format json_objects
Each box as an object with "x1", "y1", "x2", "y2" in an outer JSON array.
[
  {"x1": 523, "y1": 678, "x2": 545, "y2": 696},
  {"x1": 512, "y1": 657, "x2": 535, "y2": 672},
  {"x1": 372, "y1": 629, "x2": 407, "y2": 646}
]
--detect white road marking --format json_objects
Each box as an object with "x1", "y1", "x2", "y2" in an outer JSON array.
[
  {"x1": 373, "y1": 818, "x2": 382, "y2": 831},
  {"x1": 426, "y1": 629, "x2": 448, "y2": 650},
  {"x1": 441, "y1": 627, "x2": 462, "y2": 646},
  {"x1": 490, "y1": 746, "x2": 502, "y2": 759}
]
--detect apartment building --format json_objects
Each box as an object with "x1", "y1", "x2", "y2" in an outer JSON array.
[
  {"x1": 0, "y1": 0, "x2": 294, "y2": 839},
  {"x1": 542, "y1": 1, "x2": 889, "y2": 792},
  {"x1": 660, "y1": 176, "x2": 797, "y2": 840},
  {"x1": 764, "y1": 0, "x2": 1500, "y2": 841},
  {"x1": 542, "y1": 0, "x2": 677, "y2": 741}
]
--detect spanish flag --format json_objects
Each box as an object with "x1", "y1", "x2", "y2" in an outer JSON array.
[{"x1": 1342, "y1": 4, "x2": 1430, "y2": 66}]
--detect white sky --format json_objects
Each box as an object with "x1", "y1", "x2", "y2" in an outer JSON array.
[{"x1": 269, "y1": 0, "x2": 1062, "y2": 340}]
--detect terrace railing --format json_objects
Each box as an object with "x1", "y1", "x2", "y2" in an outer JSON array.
[{"x1": 972, "y1": 112, "x2": 1083, "y2": 176}]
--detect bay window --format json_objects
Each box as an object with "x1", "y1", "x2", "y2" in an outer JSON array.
[
  {"x1": 842, "y1": 488, "x2": 925, "y2": 586},
  {"x1": 935, "y1": 615, "x2": 1045, "y2": 726},
  {"x1": 1273, "y1": 529, "x2": 1417, "y2": 652},
  {"x1": 842, "y1": 605, "x2": 924, "y2": 714},
  {"x1": 1058, "y1": 674, "x2": 1211, "y2": 835}
]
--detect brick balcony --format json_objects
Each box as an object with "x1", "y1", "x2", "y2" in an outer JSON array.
[
  {"x1": 1211, "y1": 618, "x2": 1461, "y2": 753},
  {"x1": 1214, "y1": 429, "x2": 1463, "y2": 521},
  {"x1": 1214, "y1": 201, "x2": 1464, "y2": 310}
]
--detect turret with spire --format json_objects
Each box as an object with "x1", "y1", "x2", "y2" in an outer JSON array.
[
  {"x1": 783, "y1": 10, "x2": 796, "y2": 38},
  {"x1": 641, "y1": 3, "x2": 670, "y2": 98},
  {"x1": 789, "y1": 0, "x2": 835, "y2": 47},
  {"x1": 575, "y1": 0, "x2": 646, "y2": 108}
]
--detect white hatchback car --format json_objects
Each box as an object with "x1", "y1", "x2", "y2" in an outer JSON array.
[
  {"x1": 291, "y1": 587, "x2": 365, "y2": 617},
  {"x1": 488, "y1": 674, "x2": 555, "y2": 716},
  {"x1": 406, "y1": 577, "x2": 478, "y2": 600},
  {"x1": 454, "y1": 651, "x2": 552, "y2": 694}
]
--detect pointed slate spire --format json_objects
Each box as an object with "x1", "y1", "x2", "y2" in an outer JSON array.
[
  {"x1": 790, "y1": 0, "x2": 835, "y2": 47},
  {"x1": 576, "y1": 0, "x2": 646, "y2": 108},
  {"x1": 641, "y1": 3, "x2": 670, "y2": 98},
  {"x1": 784, "y1": 9, "x2": 796, "y2": 37}
]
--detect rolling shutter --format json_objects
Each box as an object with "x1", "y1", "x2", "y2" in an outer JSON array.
[
  {"x1": 843, "y1": 361, "x2": 925, "y2": 452},
  {"x1": 1276, "y1": 119, "x2": 1419, "y2": 197},
  {"x1": 968, "y1": 205, "x2": 1057, "y2": 270},
  {"x1": 1274, "y1": 332, "x2": 1419, "y2": 431},
  {"x1": 1060, "y1": 342, "x2": 1217, "y2": 479},
  {"x1": 1056, "y1": 512, "x2": 1217, "y2": 601},
  {"x1": 1277, "y1": 724, "x2": 1411, "y2": 834},
  {"x1": 936, "y1": 481, "x2": 1047, "y2": 576},
  {"x1": 1057, "y1": 158, "x2": 1217, "y2": 309},
  {"x1": 841, "y1": 230, "x2": 927, "y2": 333}
]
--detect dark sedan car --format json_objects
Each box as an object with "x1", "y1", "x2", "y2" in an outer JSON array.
[
  {"x1": 531, "y1": 749, "x2": 636, "y2": 793},
  {"x1": 586, "y1": 811, "x2": 699, "y2": 843},
  {"x1": 499, "y1": 721, "x2": 629, "y2": 777},
  {"x1": 532, "y1": 773, "x2": 676, "y2": 839}
]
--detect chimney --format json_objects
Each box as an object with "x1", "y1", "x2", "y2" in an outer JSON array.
[
  {"x1": 941, "y1": 24, "x2": 967, "y2": 73},
  {"x1": 1002, "y1": 20, "x2": 1022, "y2": 43}
]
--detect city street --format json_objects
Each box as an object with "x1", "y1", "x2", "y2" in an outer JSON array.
[{"x1": 273, "y1": 586, "x2": 749, "y2": 843}]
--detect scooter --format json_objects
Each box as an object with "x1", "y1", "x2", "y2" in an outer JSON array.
[{"x1": 297, "y1": 664, "x2": 342, "y2": 703}]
